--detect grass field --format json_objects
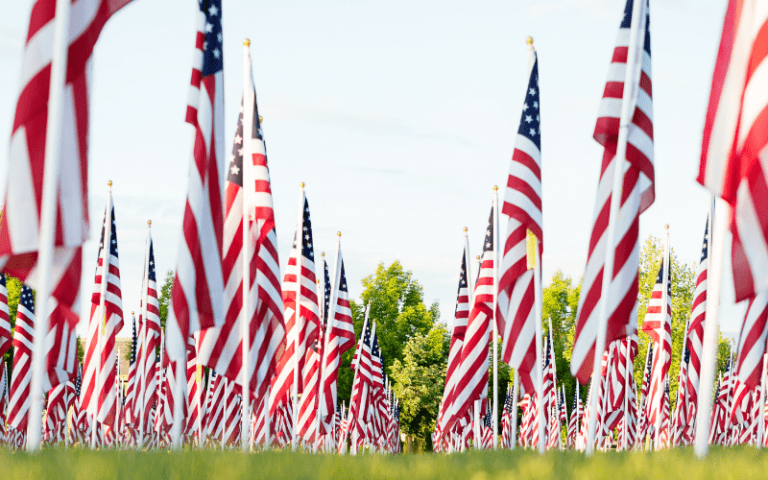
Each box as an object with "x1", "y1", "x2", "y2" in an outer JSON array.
[{"x1": 1, "y1": 447, "x2": 766, "y2": 479}]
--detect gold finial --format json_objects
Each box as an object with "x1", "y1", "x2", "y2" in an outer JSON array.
[
  {"x1": 463, "y1": 226, "x2": 468, "y2": 233},
  {"x1": 321, "y1": 252, "x2": 325, "y2": 258},
  {"x1": 244, "y1": 38, "x2": 251, "y2": 46},
  {"x1": 108, "y1": 180, "x2": 113, "y2": 187},
  {"x1": 526, "y1": 36, "x2": 534, "y2": 46},
  {"x1": 300, "y1": 182, "x2": 305, "y2": 189},
  {"x1": 476, "y1": 255, "x2": 481, "y2": 261},
  {"x1": 316, "y1": 279, "x2": 320, "y2": 284},
  {"x1": 337, "y1": 231, "x2": 342, "y2": 237},
  {"x1": 665, "y1": 224, "x2": 670, "y2": 231},
  {"x1": 148, "y1": 220, "x2": 152, "y2": 226},
  {"x1": 131, "y1": 311, "x2": 134, "y2": 315},
  {"x1": 258, "y1": 115, "x2": 263, "y2": 124},
  {"x1": 493, "y1": 185, "x2": 498, "y2": 192}
]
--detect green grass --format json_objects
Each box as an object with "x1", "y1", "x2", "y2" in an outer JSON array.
[{"x1": 1, "y1": 447, "x2": 767, "y2": 479}]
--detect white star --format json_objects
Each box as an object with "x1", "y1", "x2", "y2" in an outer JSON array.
[
  {"x1": 230, "y1": 164, "x2": 240, "y2": 175},
  {"x1": 235, "y1": 134, "x2": 243, "y2": 145},
  {"x1": 208, "y1": 4, "x2": 218, "y2": 16},
  {"x1": 525, "y1": 115, "x2": 533, "y2": 123},
  {"x1": 533, "y1": 101, "x2": 539, "y2": 109},
  {"x1": 213, "y1": 48, "x2": 220, "y2": 59},
  {"x1": 217, "y1": 32, "x2": 222, "y2": 43},
  {"x1": 203, "y1": 41, "x2": 208, "y2": 51},
  {"x1": 205, "y1": 22, "x2": 213, "y2": 33},
  {"x1": 522, "y1": 102, "x2": 529, "y2": 111},
  {"x1": 238, "y1": 148, "x2": 244, "y2": 157},
  {"x1": 529, "y1": 87, "x2": 536, "y2": 96},
  {"x1": 529, "y1": 128, "x2": 536, "y2": 136},
  {"x1": 536, "y1": 115, "x2": 540, "y2": 122}
]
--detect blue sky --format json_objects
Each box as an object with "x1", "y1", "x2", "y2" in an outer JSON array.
[{"x1": 0, "y1": 0, "x2": 743, "y2": 340}]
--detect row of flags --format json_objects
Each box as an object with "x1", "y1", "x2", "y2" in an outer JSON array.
[{"x1": 0, "y1": 0, "x2": 402, "y2": 453}]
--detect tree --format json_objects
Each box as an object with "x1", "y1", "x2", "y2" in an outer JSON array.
[
  {"x1": 338, "y1": 261, "x2": 440, "y2": 404},
  {"x1": 3, "y1": 276, "x2": 24, "y2": 378},
  {"x1": 158, "y1": 269, "x2": 174, "y2": 331},
  {"x1": 542, "y1": 270, "x2": 581, "y2": 405},
  {"x1": 389, "y1": 325, "x2": 449, "y2": 453}
]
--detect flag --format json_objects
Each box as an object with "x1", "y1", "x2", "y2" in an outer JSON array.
[
  {"x1": 685, "y1": 220, "x2": 708, "y2": 428},
  {"x1": 319, "y1": 246, "x2": 355, "y2": 429},
  {"x1": 124, "y1": 314, "x2": 139, "y2": 428},
  {"x1": 454, "y1": 210, "x2": 495, "y2": 422},
  {"x1": 0, "y1": 275, "x2": 11, "y2": 359},
  {"x1": 80, "y1": 202, "x2": 124, "y2": 428},
  {"x1": 571, "y1": 0, "x2": 653, "y2": 383},
  {"x1": 0, "y1": 0, "x2": 134, "y2": 400},
  {"x1": 698, "y1": 0, "x2": 768, "y2": 302},
  {"x1": 165, "y1": 0, "x2": 226, "y2": 362},
  {"x1": 438, "y1": 246, "x2": 470, "y2": 434},
  {"x1": 0, "y1": 362, "x2": 8, "y2": 443},
  {"x1": 348, "y1": 320, "x2": 373, "y2": 441},
  {"x1": 269, "y1": 195, "x2": 320, "y2": 412},
  {"x1": 735, "y1": 292, "x2": 768, "y2": 388},
  {"x1": 7, "y1": 286, "x2": 34, "y2": 430},
  {"x1": 642, "y1": 253, "x2": 672, "y2": 431},
  {"x1": 499, "y1": 48, "x2": 541, "y2": 395},
  {"x1": 137, "y1": 235, "x2": 161, "y2": 435}
]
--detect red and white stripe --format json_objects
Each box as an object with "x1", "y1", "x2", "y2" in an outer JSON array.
[
  {"x1": 499, "y1": 51, "x2": 541, "y2": 396},
  {"x1": 137, "y1": 237, "x2": 161, "y2": 434},
  {"x1": 685, "y1": 221, "x2": 708, "y2": 427},
  {"x1": 698, "y1": 0, "x2": 768, "y2": 302},
  {"x1": 0, "y1": 362, "x2": 8, "y2": 443},
  {"x1": 7, "y1": 286, "x2": 35, "y2": 431},
  {"x1": 165, "y1": 0, "x2": 226, "y2": 362},
  {"x1": 438, "y1": 246, "x2": 470, "y2": 434},
  {"x1": 736, "y1": 292, "x2": 768, "y2": 388},
  {"x1": 453, "y1": 211, "x2": 495, "y2": 426},
  {"x1": 571, "y1": 0, "x2": 654, "y2": 383},
  {"x1": 0, "y1": 0, "x2": 133, "y2": 402},
  {"x1": 319, "y1": 247, "x2": 356, "y2": 430},
  {"x1": 0, "y1": 275, "x2": 11, "y2": 359}
]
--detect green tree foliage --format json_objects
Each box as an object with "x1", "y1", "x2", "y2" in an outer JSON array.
[
  {"x1": 389, "y1": 325, "x2": 449, "y2": 453},
  {"x1": 338, "y1": 262, "x2": 440, "y2": 404},
  {"x1": 3, "y1": 276, "x2": 24, "y2": 378},
  {"x1": 542, "y1": 270, "x2": 581, "y2": 405},
  {"x1": 159, "y1": 269, "x2": 174, "y2": 331}
]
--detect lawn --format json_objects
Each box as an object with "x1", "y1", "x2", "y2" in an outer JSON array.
[{"x1": 1, "y1": 447, "x2": 765, "y2": 479}]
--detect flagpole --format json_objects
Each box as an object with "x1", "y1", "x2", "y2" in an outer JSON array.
[
  {"x1": 241, "y1": 38, "x2": 253, "y2": 453},
  {"x1": 510, "y1": 370, "x2": 519, "y2": 450},
  {"x1": 26, "y1": 0, "x2": 72, "y2": 453},
  {"x1": 313, "y1": 257, "x2": 325, "y2": 453},
  {"x1": 585, "y1": 0, "x2": 646, "y2": 457},
  {"x1": 534, "y1": 236, "x2": 544, "y2": 455},
  {"x1": 695, "y1": 196, "x2": 727, "y2": 457},
  {"x1": 492, "y1": 186, "x2": 500, "y2": 450},
  {"x1": 292, "y1": 183, "x2": 305, "y2": 451},
  {"x1": 135, "y1": 221, "x2": 152, "y2": 449},
  {"x1": 317, "y1": 234, "x2": 342, "y2": 451}
]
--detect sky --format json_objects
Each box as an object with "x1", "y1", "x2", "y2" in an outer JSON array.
[{"x1": 0, "y1": 0, "x2": 745, "y2": 341}]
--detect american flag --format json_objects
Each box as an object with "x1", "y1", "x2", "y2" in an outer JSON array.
[
  {"x1": 7, "y1": 286, "x2": 34, "y2": 430},
  {"x1": 500, "y1": 384, "x2": 513, "y2": 449},
  {"x1": 735, "y1": 292, "x2": 768, "y2": 388},
  {"x1": 0, "y1": 0, "x2": 132, "y2": 413},
  {"x1": 206, "y1": 371, "x2": 226, "y2": 443},
  {"x1": 165, "y1": 0, "x2": 226, "y2": 363},
  {"x1": 185, "y1": 339, "x2": 202, "y2": 443},
  {"x1": 45, "y1": 380, "x2": 72, "y2": 444},
  {"x1": 698, "y1": 0, "x2": 768, "y2": 303},
  {"x1": 637, "y1": 342, "x2": 653, "y2": 443},
  {"x1": 0, "y1": 275, "x2": 11, "y2": 359},
  {"x1": 319, "y1": 245, "x2": 356, "y2": 431},
  {"x1": 124, "y1": 314, "x2": 139, "y2": 428},
  {"x1": 499, "y1": 47, "x2": 541, "y2": 397},
  {"x1": 541, "y1": 335, "x2": 555, "y2": 444},
  {"x1": 571, "y1": 0, "x2": 654, "y2": 383},
  {"x1": 348, "y1": 319, "x2": 374, "y2": 441},
  {"x1": 481, "y1": 403, "x2": 493, "y2": 450},
  {"x1": 270, "y1": 195, "x2": 320, "y2": 413},
  {"x1": 370, "y1": 325, "x2": 387, "y2": 446},
  {"x1": 454, "y1": 210, "x2": 494, "y2": 425},
  {"x1": 81, "y1": 202, "x2": 124, "y2": 429},
  {"x1": 137, "y1": 236, "x2": 161, "y2": 434},
  {"x1": 685, "y1": 220, "x2": 708, "y2": 429},
  {"x1": 567, "y1": 387, "x2": 579, "y2": 449},
  {"x1": 642, "y1": 253, "x2": 672, "y2": 432},
  {"x1": 658, "y1": 380, "x2": 671, "y2": 449},
  {"x1": 438, "y1": 245, "x2": 470, "y2": 435},
  {"x1": 0, "y1": 362, "x2": 8, "y2": 443},
  {"x1": 671, "y1": 342, "x2": 690, "y2": 446}
]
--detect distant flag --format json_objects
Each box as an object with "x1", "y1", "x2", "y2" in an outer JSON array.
[
  {"x1": 735, "y1": 292, "x2": 768, "y2": 388},
  {"x1": 124, "y1": 314, "x2": 139, "y2": 429},
  {"x1": 137, "y1": 233, "x2": 161, "y2": 436},
  {"x1": 0, "y1": 362, "x2": 8, "y2": 443},
  {"x1": 7, "y1": 286, "x2": 35, "y2": 431},
  {"x1": 698, "y1": 0, "x2": 768, "y2": 302},
  {"x1": 165, "y1": 0, "x2": 226, "y2": 362},
  {"x1": 571, "y1": 0, "x2": 654, "y2": 383},
  {"x1": 0, "y1": 275, "x2": 11, "y2": 359},
  {"x1": 685, "y1": 220, "x2": 709, "y2": 427}
]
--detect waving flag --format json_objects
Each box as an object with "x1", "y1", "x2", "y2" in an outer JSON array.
[
  {"x1": 735, "y1": 292, "x2": 768, "y2": 388},
  {"x1": 698, "y1": 0, "x2": 768, "y2": 302},
  {"x1": 0, "y1": 275, "x2": 11, "y2": 359},
  {"x1": 685, "y1": 220, "x2": 709, "y2": 426},
  {"x1": 166, "y1": 0, "x2": 226, "y2": 363},
  {"x1": 499, "y1": 46, "x2": 541, "y2": 395},
  {"x1": 571, "y1": 0, "x2": 653, "y2": 383},
  {"x1": 642, "y1": 253, "x2": 672, "y2": 432},
  {"x1": 7, "y1": 286, "x2": 35, "y2": 430}
]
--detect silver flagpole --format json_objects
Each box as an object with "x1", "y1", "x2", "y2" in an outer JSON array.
[
  {"x1": 586, "y1": 0, "x2": 647, "y2": 456},
  {"x1": 241, "y1": 38, "x2": 254, "y2": 452}
]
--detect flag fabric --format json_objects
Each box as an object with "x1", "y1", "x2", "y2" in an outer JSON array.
[
  {"x1": 642, "y1": 254, "x2": 672, "y2": 432},
  {"x1": 165, "y1": 0, "x2": 226, "y2": 363},
  {"x1": 438, "y1": 246, "x2": 470, "y2": 434},
  {"x1": 571, "y1": 0, "x2": 653, "y2": 383},
  {"x1": 319, "y1": 247, "x2": 355, "y2": 430},
  {"x1": 137, "y1": 236, "x2": 161, "y2": 435},
  {"x1": 348, "y1": 320, "x2": 373, "y2": 442},
  {"x1": 567, "y1": 389, "x2": 579, "y2": 449},
  {"x1": 124, "y1": 314, "x2": 139, "y2": 429},
  {"x1": 80, "y1": 202, "x2": 124, "y2": 429},
  {"x1": 7, "y1": 286, "x2": 34, "y2": 431},
  {"x1": 685, "y1": 220, "x2": 709, "y2": 428},
  {"x1": 0, "y1": 275, "x2": 11, "y2": 359},
  {"x1": 0, "y1": 0, "x2": 134, "y2": 398},
  {"x1": 672, "y1": 342, "x2": 690, "y2": 446},
  {"x1": 499, "y1": 49, "x2": 541, "y2": 395},
  {"x1": 269, "y1": 196, "x2": 320, "y2": 413},
  {"x1": 735, "y1": 292, "x2": 768, "y2": 388},
  {"x1": 698, "y1": 0, "x2": 768, "y2": 302},
  {"x1": 454, "y1": 211, "x2": 495, "y2": 423}
]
